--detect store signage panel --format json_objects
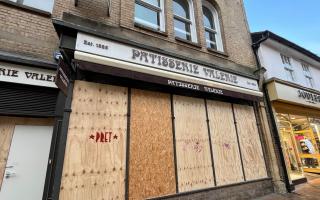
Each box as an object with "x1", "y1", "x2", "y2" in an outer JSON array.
[
  {"x1": 268, "y1": 82, "x2": 320, "y2": 109},
  {"x1": 75, "y1": 32, "x2": 259, "y2": 91},
  {"x1": 75, "y1": 59, "x2": 261, "y2": 101},
  {"x1": 55, "y1": 58, "x2": 71, "y2": 95},
  {"x1": 0, "y1": 64, "x2": 57, "y2": 88},
  {"x1": 297, "y1": 90, "x2": 320, "y2": 104},
  {"x1": 167, "y1": 79, "x2": 224, "y2": 95}
]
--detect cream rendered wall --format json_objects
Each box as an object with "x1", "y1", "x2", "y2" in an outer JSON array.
[
  {"x1": 259, "y1": 42, "x2": 320, "y2": 92},
  {"x1": 309, "y1": 66, "x2": 320, "y2": 90}
]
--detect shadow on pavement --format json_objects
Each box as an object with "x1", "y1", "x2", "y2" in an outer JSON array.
[{"x1": 254, "y1": 173, "x2": 320, "y2": 200}]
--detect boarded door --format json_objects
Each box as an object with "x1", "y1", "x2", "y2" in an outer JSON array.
[
  {"x1": 129, "y1": 89, "x2": 176, "y2": 199},
  {"x1": 233, "y1": 104, "x2": 267, "y2": 180},
  {"x1": 206, "y1": 100, "x2": 244, "y2": 185},
  {"x1": 59, "y1": 81, "x2": 128, "y2": 200},
  {"x1": 0, "y1": 125, "x2": 53, "y2": 200},
  {"x1": 0, "y1": 117, "x2": 54, "y2": 190},
  {"x1": 173, "y1": 95, "x2": 214, "y2": 192}
]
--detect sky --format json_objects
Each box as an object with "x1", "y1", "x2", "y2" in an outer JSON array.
[{"x1": 244, "y1": 0, "x2": 320, "y2": 56}]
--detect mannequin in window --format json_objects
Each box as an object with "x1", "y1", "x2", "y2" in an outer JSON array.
[{"x1": 300, "y1": 139, "x2": 316, "y2": 168}]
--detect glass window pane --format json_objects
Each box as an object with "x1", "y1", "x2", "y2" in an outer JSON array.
[
  {"x1": 135, "y1": 3, "x2": 160, "y2": 29},
  {"x1": 174, "y1": 19, "x2": 191, "y2": 41},
  {"x1": 23, "y1": 0, "x2": 54, "y2": 12},
  {"x1": 203, "y1": 6, "x2": 215, "y2": 29},
  {"x1": 173, "y1": 0, "x2": 190, "y2": 19},
  {"x1": 276, "y1": 113, "x2": 305, "y2": 180},
  {"x1": 205, "y1": 31, "x2": 217, "y2": 49},
  {"x1": 306, "y1": 77, "x2": 314, "y2": 88},
  {"x1": 289, "y1": 115, "x2": 319, "y2": 171},
  {"x1": 143, "y1": 0, "x2": 160, "y2": 7}
]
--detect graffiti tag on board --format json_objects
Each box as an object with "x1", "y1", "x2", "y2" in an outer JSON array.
[{"x1": 89, "y1": 132, "x2": 118, "y2": 143}]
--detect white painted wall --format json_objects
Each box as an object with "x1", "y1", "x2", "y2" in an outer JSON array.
[{"x1": 258, "y1": 41, "x2": 320, "y2": 92}]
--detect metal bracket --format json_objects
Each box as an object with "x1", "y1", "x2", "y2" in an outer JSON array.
[{"x1": 106, "y1": 0, "x2": 112, "y2": 17}]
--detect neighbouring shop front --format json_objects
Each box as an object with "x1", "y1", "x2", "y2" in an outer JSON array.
[
  {"x1": 51, "y1": 23, "x2": 272, "y2": 200},
  {"x1": 0, "y1": 60, "x2": 63, "y2": 200},
  {"x1": 266, "y1": 80, "x2": 320, "y2": 185}
]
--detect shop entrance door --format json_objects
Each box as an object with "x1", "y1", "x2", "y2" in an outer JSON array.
[{"x1": 0, "y1": 125, "x2": 53, "y2": 200}]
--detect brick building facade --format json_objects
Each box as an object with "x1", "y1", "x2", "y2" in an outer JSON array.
[
  {"x1": 0, "y1": 1, "x2": 62, "y2": 200},
  {"x1": 0, "y1": 0, "x2": 286, "y2": 199}
]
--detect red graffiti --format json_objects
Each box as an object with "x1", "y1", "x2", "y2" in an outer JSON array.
[
  {"x1": 194, "y1": 141, "x2": 203, "y2": 153},
  {"x1": 223, "y1": 143, "x2": 231, "y2": 149},
  {"x1": 89, "y1": 132, "x2": 118, "y2": 143}
]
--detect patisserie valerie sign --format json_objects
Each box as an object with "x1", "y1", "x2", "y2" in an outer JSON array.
[
  {"x1": 0, "y1": 64, "x2": 56, "y2": 88},
  {"x1": 75, "y1": 32, "x2": 259, "y2": 91}
]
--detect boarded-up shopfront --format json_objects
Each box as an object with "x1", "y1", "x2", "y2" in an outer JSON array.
[
  {"x1": 0, "y1": 62, "x2": 61, "y2": 200},
  {"x1": 52, "y1": 31, "x2": 270, "y2": 200}
]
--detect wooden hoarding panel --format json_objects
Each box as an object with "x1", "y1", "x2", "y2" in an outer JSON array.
[
  {"x1": 206, "y1": 100, "x2": 244, "y2": 185},
  {"x1": 0, "y1": 119, "x2": 14, "y2": 189},
  {"x1": 129, "y1": 89, "x2": 176, "y2": 199},
  {"x1": 233, "y1": 104, "x2": 267, "y2": 180},
  {"x1": 173, "y1": 95, "x2": 214, "y2": 192},
  {"x1": 59, "y1": 81, "x2": 128, "y2": 200}
]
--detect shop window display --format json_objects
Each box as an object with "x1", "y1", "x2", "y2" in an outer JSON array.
[
  {"x1": 276, "y1": 113, "x2": 320, "y2": 181},
  {"x1": 277, "y1": 114, "x2": 304, "y2": 181}
]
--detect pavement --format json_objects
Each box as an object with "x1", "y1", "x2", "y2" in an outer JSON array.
[{"x1": 255, "y1": 173, "x2": 320, "y2": 200}]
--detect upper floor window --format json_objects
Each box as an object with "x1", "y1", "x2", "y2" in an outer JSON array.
[
  {"x1": 281, "y1": 54, "x2": 291, "y2": 66},
  {"x1": 202, "y1": 0, "x2": 223, "y2": 52},
  {"x1": 9, "y1": 0, "x2": 55, "y2": 13},
  {"x1": 301, "y1": 62, "x2": 314, "y2": 88},
  {"x1": 134, "y1": 0, "x2": 165, "y2": 31},
  {"x1": 173, "y1": 0, "x2": 197, "y2": 42},
  {"x1": 280, "y1": 54, "x2": 295, "y2": 82}
]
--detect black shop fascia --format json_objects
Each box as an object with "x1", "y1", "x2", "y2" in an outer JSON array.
[{"x1": 53, "y1": 20, "x2": 263, "y2": 104}]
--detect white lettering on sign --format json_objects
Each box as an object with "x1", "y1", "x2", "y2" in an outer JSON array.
[
  {"x1": 167, "y1": 79, "x2": 224, "y2": 95},
  {"x1": 75, "y1": 32, "x2": 259, "y2": 91},
  {"x1": 168, "y1": 79, "x2": 200, "y2": 91},
  {"x1": 0, "y1": 64, "x2": 57, "y2": 88}
]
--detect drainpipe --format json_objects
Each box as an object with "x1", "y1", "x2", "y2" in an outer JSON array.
[{"x1": 252, "y1": 32, "x2": 293, "y2": 192}]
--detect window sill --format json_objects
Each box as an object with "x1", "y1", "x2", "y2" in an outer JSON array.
[
  {"x1": 134, "y1": 22, "x2": 168, "y2": 37},
  {"x1": 207, "y1": 47, "x2": 228, "y2": 57},
  {"x1": 0, "y1": 0, "x2": 51, "y2": 17},
  {"x1": 175, "y1": 37, "x2": 201, "y2": 48}
]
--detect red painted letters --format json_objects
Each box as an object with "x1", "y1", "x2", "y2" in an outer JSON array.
[{"x1": 89, "y1": 132, "x2": 118, "y2": 143}]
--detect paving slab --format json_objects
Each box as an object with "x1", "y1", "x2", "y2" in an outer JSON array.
[{"x1": 255, "y1": 173, "x2": 320, "y2": 200}]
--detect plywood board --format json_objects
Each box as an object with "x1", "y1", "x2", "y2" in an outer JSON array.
[
  {"x1": 206, "y1": 100, "x2": 244, "y2": 185},
  {"x1": 233, "y1": 104, "x2": 268, "y2": 180},
  {"x1": 173, "y1": 95, "x2": 214, "y2": 192},
  {"x1": 0, "y1": 119, "x2": 14, "y2": 190},
  {"x1": 59, "y1": 81, "x2": 128, "y2": 200},
  {"x1": 0, "y1": 116, "x2": 54, "y2": 190},
  {"x1": 129, "y1": 89, "x2": 176, "y2": 199}
]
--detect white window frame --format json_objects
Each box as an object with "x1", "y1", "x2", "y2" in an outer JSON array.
[
  {"x1": 134, "y1": 0, "x2": 166, "y2": 32},
  {"x1": 8, "y1": 0, "x2": 55, "y2": 13},
  {"x1": 202, "y1": 0, "x2": 223, "y2": 52},
  {"x1": 173, "y1": 0, "x2": 198, "y2": 43},
  {"x1": 281, "y1": 54, "x2": 291, "y2": 66},
  {"x1": 280, "y1": 54, "x2": 295, "y2": 82},
  {"x1": 284, "y1": 67, "x2": 295, "y2": 82},
  {"x1": 301, "y1": 62, "x2": 314, "y2": 88}
]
